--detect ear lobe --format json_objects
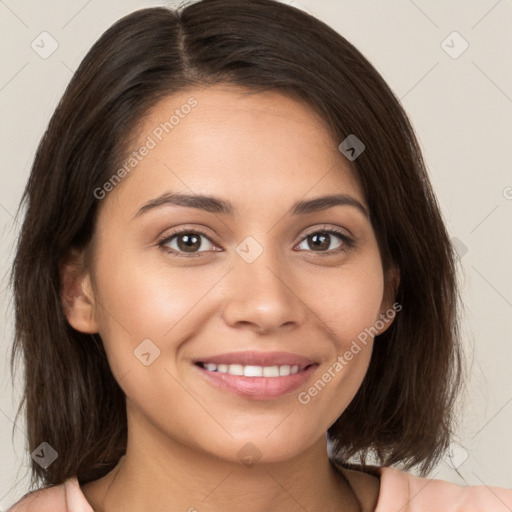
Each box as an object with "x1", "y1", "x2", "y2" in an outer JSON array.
[{"x1": 59, "y1": 248, "x2": 99, "y2": 333}]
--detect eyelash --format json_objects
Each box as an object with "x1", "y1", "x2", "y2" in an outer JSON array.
[{"x1": 157, "y1": 226, "x2": 354, "y2": 258}]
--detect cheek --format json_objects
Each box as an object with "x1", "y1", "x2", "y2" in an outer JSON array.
[
  {"x1": 93, "y1": 247, "x2": 202, "y2": 338},
  {"x1": 91, "y1": 245, "x2": 223, "y2": 376},
  {"x1": 295, "y1": 254, "x2": 384, "y2": 416},
  {"x1": 307, "y1": 256, "x2": 385, "y2": 348}
]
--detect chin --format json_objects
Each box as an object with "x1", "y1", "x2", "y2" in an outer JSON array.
[{"x1": 202, "y1": 431, "x2": 318, "y2": 466}]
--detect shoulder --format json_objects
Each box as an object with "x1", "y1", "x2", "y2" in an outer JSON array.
[
  {"x1": 7, "y1": 484, "x2": 67, "y2": 512},
  {"x1": 376, "y1": 465, "x2": 512, "y2": 511},
  {"x1": 7, "y1": 477, "x2": 94, "y2": 512},
  {"x1": 332, "y1": 459, "x2": 512, "y2": 512}
]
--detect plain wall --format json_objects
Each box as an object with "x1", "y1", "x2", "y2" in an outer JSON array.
[{"x1": 1, "y1": 0, "x2": 511, "y2": 508}]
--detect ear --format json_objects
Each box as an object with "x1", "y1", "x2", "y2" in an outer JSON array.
[
  {"x1": 375, "y1": 265, "x2": 401, "y2": 336},
  {"x1": 59, "y1": 247, "x2": 99, "y2": 333}
]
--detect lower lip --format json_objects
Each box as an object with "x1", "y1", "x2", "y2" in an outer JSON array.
[{"x1": 195, "y1": 364, "x2": 318, "y2": 400}]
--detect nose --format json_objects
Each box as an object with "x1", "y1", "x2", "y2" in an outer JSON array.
[{"x1": 221, "y1": 243, "x2": 307, "y2": 334}]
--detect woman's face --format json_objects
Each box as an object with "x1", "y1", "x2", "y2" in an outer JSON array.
[{"x1": 74, "y1": 84, "x2": 395, "y2": 464}]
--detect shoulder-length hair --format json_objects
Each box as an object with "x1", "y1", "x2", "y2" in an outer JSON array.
[{"x1": 10, "y1": 0, "x2": 464, "y2": 487}]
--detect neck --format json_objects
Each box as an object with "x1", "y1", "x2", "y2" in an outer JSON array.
[{"x1": 83, "y1": 411, "x2": 361, "y2": 512}]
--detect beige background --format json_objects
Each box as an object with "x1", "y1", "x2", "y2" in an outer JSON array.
[{"x1": 1, "y1": 0, "x2": 511, "y2": 508}]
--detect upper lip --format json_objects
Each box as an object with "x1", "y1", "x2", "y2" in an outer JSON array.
[{"x1": 195, "y1": 351, "x2": 316, "y2": 368}]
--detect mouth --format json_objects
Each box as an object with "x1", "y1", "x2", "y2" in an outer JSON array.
[{"x1": 193, "y1": 351, "x2": 318, "y2": 400}]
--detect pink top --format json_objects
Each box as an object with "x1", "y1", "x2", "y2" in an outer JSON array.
[{"x1": 7, "y1": 465, "x2": 512, "y2": 511}]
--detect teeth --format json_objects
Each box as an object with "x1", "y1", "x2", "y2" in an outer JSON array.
[
  {"x1": 229, "y1": 364, "x2": 244, "y2": 375},
  {"x1": 279, "y1": 365, "x2": 291, "y2": 376},
  {"x1": 263, "y1": 366, "x2": 279, "y2": 377},
  {"x1": 244, "y1": 365, "x2": 263, "y2": 377},
  {"x1": 201, "y1": 363, "x2": 303, "y2": 377}
]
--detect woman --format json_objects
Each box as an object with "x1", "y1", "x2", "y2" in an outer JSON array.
[{"x1": 8, "y1": 0, "x2": 512, "y2": 510}]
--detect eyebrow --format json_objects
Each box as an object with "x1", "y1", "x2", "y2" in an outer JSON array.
[{"x1": 134, "y1": 192, "x2": 368, "y2": 219}]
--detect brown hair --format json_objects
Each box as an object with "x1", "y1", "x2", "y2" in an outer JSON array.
[{"x1": 10, "y1": 0, "x2": 465, "y2": 488}]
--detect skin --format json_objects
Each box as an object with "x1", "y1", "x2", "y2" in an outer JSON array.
[{"x1": 62, "y1": 84, "x2": 397, "y2": 512}]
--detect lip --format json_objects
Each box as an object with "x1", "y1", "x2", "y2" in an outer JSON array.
[{"x1": 193, "y1": 351, "x2": 318, "y2": 400}]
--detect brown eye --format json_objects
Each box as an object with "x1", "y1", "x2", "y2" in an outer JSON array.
[
  {"x1": 296, "y1": 229, "x2": 352, "y2": 253},
  {"x1": 159, "y1": 229, "x2": 217, "y2": 256},
  {"x1": 175, "y1": 233, "x2": 203, "y2": 252}
]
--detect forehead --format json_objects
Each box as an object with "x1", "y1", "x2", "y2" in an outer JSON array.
[{"x1": 100, "y1": 84, "x2": 366, "y2": 219}]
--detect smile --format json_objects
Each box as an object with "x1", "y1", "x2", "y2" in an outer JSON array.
[{"x1": 193, "y1": 351, "x2": 318, "y2": 399}]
